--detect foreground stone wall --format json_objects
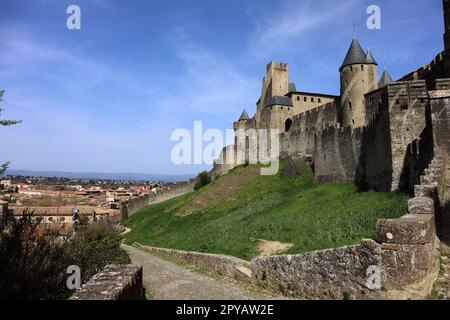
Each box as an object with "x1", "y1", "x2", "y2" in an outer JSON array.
[
  {"x1": 70, "y1": 265, "x2": 145, "y2": 300},
  {"x1": 134, "y1": 243, "x2": 252, "y2": 283},
  {"x1": 252, "y1": 240, "x2": 381, "y2": 300}
]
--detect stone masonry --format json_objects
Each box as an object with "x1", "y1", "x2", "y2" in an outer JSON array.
[{"x1": 70, "y1": 265, "x2": 145, "y2": 300}]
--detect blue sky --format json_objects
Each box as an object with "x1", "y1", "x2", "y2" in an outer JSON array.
[{"x1": 0, "y1": 0, "x2": 444, "y2": 174}]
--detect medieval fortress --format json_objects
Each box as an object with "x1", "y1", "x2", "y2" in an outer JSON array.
[{"x1": 213, "y1": 2, "x2": 450, "y2": 195}]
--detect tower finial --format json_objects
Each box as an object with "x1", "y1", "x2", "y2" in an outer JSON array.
[{"x1": 352, "y1": 23, "x2": 356, "y2": 39}]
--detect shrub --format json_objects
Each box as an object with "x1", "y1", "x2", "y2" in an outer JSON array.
[
  {"x1": 194, "y1": 171, "x2": 212, "y2": 191},
  {"x1": 0, "y1": 212, "x2": 130, "y2": 300}
]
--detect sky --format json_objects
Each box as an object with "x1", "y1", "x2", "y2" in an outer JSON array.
[{"x1": 0, "y1": 0, "x2": 445, "y2": 175}]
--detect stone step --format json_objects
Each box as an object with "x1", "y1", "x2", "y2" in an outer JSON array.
[
  {"x1": 414, "y1": 184, "x2": 438, "y2": 198},
  {"x1": 420, "y1": 175, "x2": 438, "y2": 185}
]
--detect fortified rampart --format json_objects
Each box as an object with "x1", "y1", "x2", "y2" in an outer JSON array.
[
  {"x1": 121, "y1": 182, "x2": 193, "y2": 219},
  {"x1": 400, "y1": 52, "x2": 447, "y2": 90}
]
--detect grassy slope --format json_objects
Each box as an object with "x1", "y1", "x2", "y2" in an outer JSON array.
[{"x1": 124, "y1": 165, "x2": 408, "y2": 260}]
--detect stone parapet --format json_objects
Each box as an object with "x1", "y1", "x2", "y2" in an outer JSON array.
[
  {"x1": 69, "y1": 265, "x2": 145, "y2": 300},
  {"x1": 376, "y1": 214, "x2": 435, "y2": 245},
  {"x1": 134, "y1": 243, "x2": 252, "y2": 283}
]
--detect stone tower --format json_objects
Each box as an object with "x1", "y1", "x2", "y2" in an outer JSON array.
[
  {"x1": 264, "y1": 62, "x2": 289, "y2": 103},
  {"x1": 339, "y1": 38, "x2": 378, "y2": 127}
]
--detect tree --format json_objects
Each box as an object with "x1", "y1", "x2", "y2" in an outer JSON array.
[
  {"x1": 0, "y1": 90, "x2": 21, "y2": 176},
  {"x1": 194, "y1": 171, "x2": 212, "y2": 191}
]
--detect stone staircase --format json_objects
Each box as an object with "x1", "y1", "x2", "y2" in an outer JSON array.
[{"x1": 414, "y1": 158, "x2": 444, "y2": 198}]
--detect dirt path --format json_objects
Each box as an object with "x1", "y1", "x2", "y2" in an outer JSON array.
[{"x1": 121, "y1": 244, "x2": 281, "y2": 300}]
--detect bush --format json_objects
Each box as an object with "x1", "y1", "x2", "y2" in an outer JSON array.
[
  {"x1": 0, "y1": 212, "x2": 130, "y2": 300},
  {"x1": 194, "y1": 171, "x2": 212, "y2": 191}
]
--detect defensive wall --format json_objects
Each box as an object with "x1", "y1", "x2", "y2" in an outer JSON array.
[{"x1": 121, "y1": 182, "x2": 194, "y2": 219}]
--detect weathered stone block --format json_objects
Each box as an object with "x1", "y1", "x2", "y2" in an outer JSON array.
[
  {"x1": 382, "y1": 240, "x2": 440, "y2": 289},
  {"x1": 70, "y1": 265, "x2": 145, "y2": 300},
  {"x1": 414, "y1": 185, "x2": 438, "y2": 198},
  {"x1": 407, "y1": 197, "x2": 435, "y2": 215},
  {"x1": 376, "y1": 214, "x2": 435, "y2": 244}
]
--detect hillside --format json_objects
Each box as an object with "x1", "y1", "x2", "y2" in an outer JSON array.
[{"x1": 123, "y1": 164, "x2": 409, "y2": 260}]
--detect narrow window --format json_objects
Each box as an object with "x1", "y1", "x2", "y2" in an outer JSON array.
[
  {"x1": 318, "y1": 98, "x2": 322, "y2": 103},
  {"x1": 304, "y1": 97, "x2": 307, "y2": 102},
  {"x1": 361, "y1": 65, "x2": 364, "y2": 71},
  {"x1": 297, "y1": 96, "x2": 300, "y2": 101},
  {"x1": 311, "y1": 98, "x2": 314, "y2": 103},
  {"x1": 285, "y1": 118, "x2": 293, "y2": 132},
  {"x1": 348, "y1": 102, "x2": 352, "y2": 110}
]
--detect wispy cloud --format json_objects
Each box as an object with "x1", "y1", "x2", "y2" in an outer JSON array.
[
  {"x1": 248, "y1": 0, "x2": 359, "y2": 57},
  {"x1": 154, "y1": 27, "x2": 259, "y2": 119}
]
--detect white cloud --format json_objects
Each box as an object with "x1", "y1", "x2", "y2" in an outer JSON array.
[
  {"x1": 248, "y1": 0, "x2": 358, "y2": 57},
  {"x1": 153, "y1": 28, "x2": 260, "y2": 119}
]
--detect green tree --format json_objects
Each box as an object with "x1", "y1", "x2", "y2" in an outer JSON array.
[
  {"x1": 194, "y1": 171, "x2": 212, "y2": 191},
  {"x1": 0, "y1": 90, "x2": 21, "y2": 176}
]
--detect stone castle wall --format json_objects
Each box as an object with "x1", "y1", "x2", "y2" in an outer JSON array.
[
  {"x1": 121, "y1": 183, "x2": 194, "y2": 219},
  {"x1": 400, "y1": 52, "x2": 446, "y2": 90}
]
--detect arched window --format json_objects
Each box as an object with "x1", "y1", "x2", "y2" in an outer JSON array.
[
  {"x1": 304, "y1": 97, "x2": 307, "y2": 102},
  {"x1": 361, "y1": 65, "x2": 364, "y2": 71},
  {"x1": 285, "y1": 118, "x2": 293, "y2": 132},
  {"x1": 311, "y1": 97, "x2": 314, "y2": 102},
  {"x1": 318, "y1": 98, "x2": 322, "y2": 103}
]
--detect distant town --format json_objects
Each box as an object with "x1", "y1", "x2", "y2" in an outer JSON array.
[{"x1": 0, "y1": 173, "x2": 194, "y2": 237}]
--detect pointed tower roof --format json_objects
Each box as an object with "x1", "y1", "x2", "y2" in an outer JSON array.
[
  {"x1": 379, "y1": 69, "x2": 394, "y2": 87},
  {"x1": 365, "y1": 49, "x2": 378, "y2": 65},
  {"x1": 340, "y1": 38, "x2": 367, "y2": 71},
  {"x1": 239, "y1": 109, "x2": 250, "y2": 121}
]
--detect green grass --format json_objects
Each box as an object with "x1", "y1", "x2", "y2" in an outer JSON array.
[{"x1": 123, "y1": 164, "x2": 409, "y2": 260}]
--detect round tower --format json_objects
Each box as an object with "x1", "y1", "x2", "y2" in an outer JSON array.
[{"x1": 339, "y1": 38, "x2": 378, "y2": 127}]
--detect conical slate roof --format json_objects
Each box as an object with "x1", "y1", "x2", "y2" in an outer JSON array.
[
  {"x1": 288, "y1": 82, "x2": 297, "y2": 92},
  {"x1": 365, "y1": 49, "x2": 378, "y2": 65},
  {"x1": 379, "y1": 69, "x2": 394, "y2": 87},
  {"x1": 340, "y1": 38, "x2": 367, "y2": 71},
  {"x1": 239, "y1": 109, "x2": 250, "y2": 121}
]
